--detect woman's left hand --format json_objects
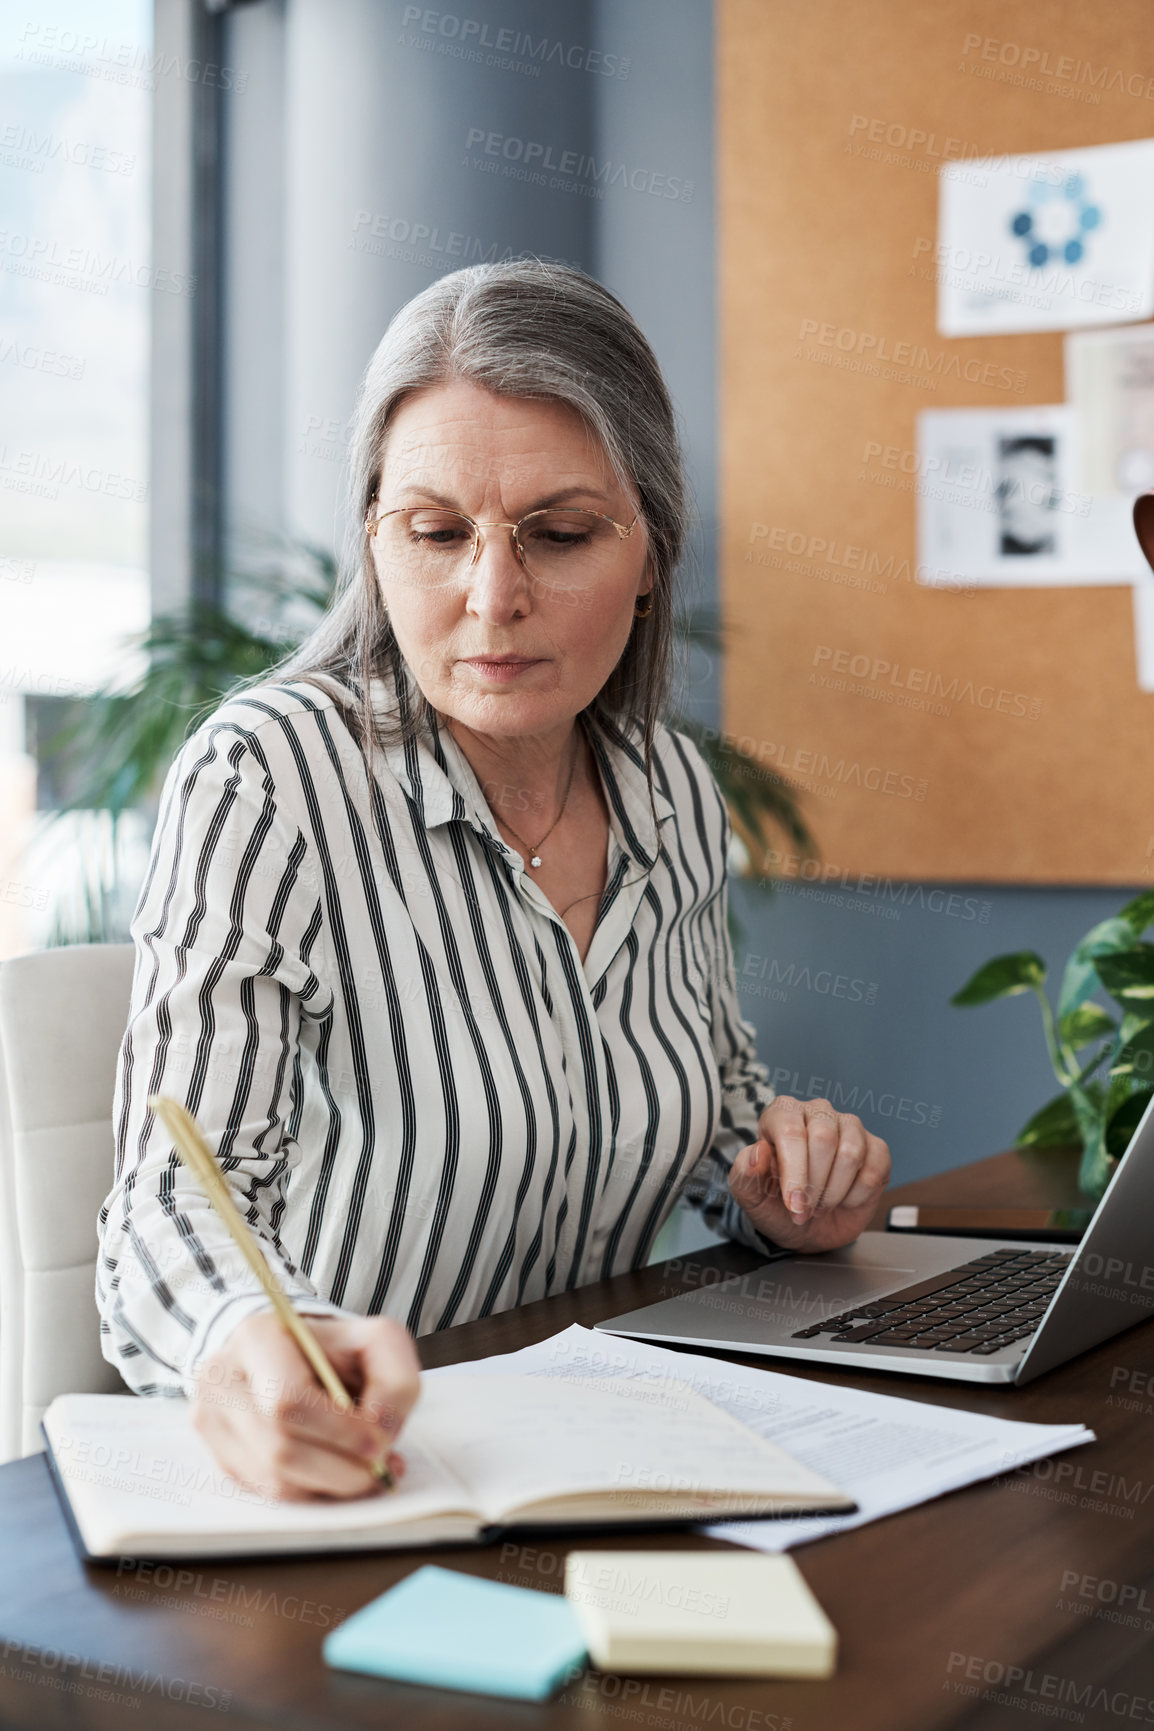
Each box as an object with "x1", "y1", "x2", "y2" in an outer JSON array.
[{"x1": 727, "y1": 1095, "x2": 891, "y2": 1252}]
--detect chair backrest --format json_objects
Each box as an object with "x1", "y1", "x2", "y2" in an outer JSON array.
[{"x1": 0, "y1": 943, "x2": 136, "y2": 1460}]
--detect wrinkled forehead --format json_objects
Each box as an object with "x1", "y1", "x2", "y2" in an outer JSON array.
[{"x1": 377, "y1": 390, "x2": 627, "y2": 500}]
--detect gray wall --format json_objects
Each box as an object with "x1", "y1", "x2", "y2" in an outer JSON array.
[{"x1": 215, "y1": 0, "x2": 1141, "y2": 1250}]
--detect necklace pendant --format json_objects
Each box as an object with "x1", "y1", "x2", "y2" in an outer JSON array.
[{"x1": 530, "y1": 854, "x2": 543, "y2": 868}]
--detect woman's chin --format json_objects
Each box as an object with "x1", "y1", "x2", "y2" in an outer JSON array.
[{"x1": 439, "y1": 687, "x2": 577, "y2": 737}]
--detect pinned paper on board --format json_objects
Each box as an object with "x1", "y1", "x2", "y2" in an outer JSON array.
[
  {"x1": 1065, "y1": 322, "x2": 1154, "y2": 498},
  {"x1": 916, "y1": 406, "x2": 1145, "y2": 586},
  {"x1": 936, "y1": 138, "x2": 1154, "y2": 337},
  {"x1": 1131, "y1": 573, "x2": 1154, "y2": 694},
  {"x1": 1065, "y1": 323, "x2": 1154, "y2": 688},
  {"x1": 917, "y1": 397, "x2": 1154, "y2": 690}
]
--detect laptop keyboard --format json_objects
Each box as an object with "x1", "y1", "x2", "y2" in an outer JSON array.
[{"x1": 790, "y1": 1247, "x2": 1074, "y2": 1356}]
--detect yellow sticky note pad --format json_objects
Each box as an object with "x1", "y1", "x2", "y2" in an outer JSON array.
[{"x1": 564, "y1": 1551, "x2": 837, "y2": 1678}]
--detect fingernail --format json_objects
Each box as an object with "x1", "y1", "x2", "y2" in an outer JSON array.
[
  {"x1": 370, "y1": 1450, "x2": 403, "y2": 1486},
  {"x1": 789, "y1": 1189, "x2": 808, "y2": 1215}
]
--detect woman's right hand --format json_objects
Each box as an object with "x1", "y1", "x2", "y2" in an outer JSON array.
[{"x1": 191, "y1": 1309, "x2": 422, "y2": 1501}]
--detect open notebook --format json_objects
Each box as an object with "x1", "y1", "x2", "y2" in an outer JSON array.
[{"x1": 41, "y1": 1372, "x2": 854, "y2": 1561}]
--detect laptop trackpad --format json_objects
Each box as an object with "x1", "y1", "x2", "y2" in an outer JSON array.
[
  {"x1": 596, "y1": 1257, "x2": 922, "y2": 1349},
  {"x1": 727, "y1": 1260, "x2": 917, "y2": 1322}
]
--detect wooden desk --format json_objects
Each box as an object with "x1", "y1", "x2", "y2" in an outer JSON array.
[{"x1": 2, "y1": 1148, "x2": 1153, "y2": 1731}]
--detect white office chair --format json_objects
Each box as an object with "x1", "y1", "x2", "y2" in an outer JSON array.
[{"x1": 0, "y1": 943, "x2": 135, "y2": 1461}]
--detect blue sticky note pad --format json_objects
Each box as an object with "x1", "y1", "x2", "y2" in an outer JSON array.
[{"x1": 323, "y1": 1565, "x2": 588, "y2": 1701}]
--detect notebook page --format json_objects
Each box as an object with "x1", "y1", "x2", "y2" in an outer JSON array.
[
  {"x1": 428, "y1": 1325, "x2": 1094, "y2": 1548},
  {"x1": 411, "y1": 1373, "x2": 851, "y2": 1523},
  {"x1": 43, "y1": 1392, "x2": 478, "y2": 1552}
]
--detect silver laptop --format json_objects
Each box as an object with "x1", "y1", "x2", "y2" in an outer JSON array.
[{"x1": 597, "y1": 1094, "x2": 1154, "y2": 1385}]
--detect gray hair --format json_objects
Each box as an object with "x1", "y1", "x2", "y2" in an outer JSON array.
[{"x1": 269, "y1": 257, "x2": 688, "y2": 782}]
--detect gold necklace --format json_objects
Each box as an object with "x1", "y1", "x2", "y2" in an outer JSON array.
[{"x1": 496, "y1": 735, "x2": 579, "y2": 869}]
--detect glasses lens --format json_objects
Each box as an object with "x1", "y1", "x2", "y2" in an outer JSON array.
[
  {"x1": 373, "y1": 508, "x2": 475, "y2": 588},
  {"x1": 517, "y1": 509, "x2": 624, "y2": 593},
  {"x1": 370, "y1": 506, "x2": 631, "y2": 594}
]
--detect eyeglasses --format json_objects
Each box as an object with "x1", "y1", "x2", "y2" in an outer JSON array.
[{"x1": 365, "y1": 503, "x2": 641, "y2": 595}]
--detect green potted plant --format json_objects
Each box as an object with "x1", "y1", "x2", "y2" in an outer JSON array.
[
  {"x1": 951, "y1": 889, "x2": 1154, "y2": 1197},
  {"x1": 41, "y1": 551, "x2": 339, "y2": 825}
]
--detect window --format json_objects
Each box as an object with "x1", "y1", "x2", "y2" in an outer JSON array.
[{"x1": 0, "y1": 0, "x2": 152, "y2": 953}]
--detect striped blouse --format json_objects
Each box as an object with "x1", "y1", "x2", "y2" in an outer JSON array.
[{"x1": 96, "y1": 672, "x2": 778, "y2": 1397}]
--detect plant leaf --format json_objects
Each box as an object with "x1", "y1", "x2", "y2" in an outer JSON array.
[
  {"x1": 1105, "y1": 1085, "x2": 1154, "y2": 1159},
  {"x1": 951, "y1": 952, "x2": 1046, "y2": 1007},
  {"x1": 674, "y1": 715, "x2": 818, "y2": 868},
  {"x1": 1014, "y1": 1091, "x2": 1081, "y2": 1150},
  {"x1": 1073, "y1": 1039, "x2": 1119, "y2": 1089},
  {"x1": 1065, "y1": 1080, "x2": 1106, "y2": 1155},
  {"x1": 1057, "y1": 918, "x2": 1141, "y2": 1020},
  {"x1": 1094, "y1": 945, "x2": 1154, "y2": 1005},
  {"x1": 1058, "y1": 1002, "x2": 1117, "y2": 1047},
  {"x1": 1117, "y1": 889, "x2": 1154, "y2": 937},
  {"x1": 1109, "y1": 1012, "x2": 1154, "y2": 1083},
  {"x1": 42, "y1": 550, "x2": 338, "y2": 820}
]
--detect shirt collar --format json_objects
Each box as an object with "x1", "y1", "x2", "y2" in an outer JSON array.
[{"x1": 363, "y1": 673, "x2": 675, "y2": 871}]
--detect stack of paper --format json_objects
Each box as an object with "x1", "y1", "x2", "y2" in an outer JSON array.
[
  {"x1": 564, "y1": 1550, "x2": 837, "y2": 1677},
  {"x1": 432, "y1": 1323, "x2": 1095, "y2": 1552}
]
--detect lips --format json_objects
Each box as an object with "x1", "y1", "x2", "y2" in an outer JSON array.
[{"x1": 459, "y1": 655, "x2": 544, "y2": 680}]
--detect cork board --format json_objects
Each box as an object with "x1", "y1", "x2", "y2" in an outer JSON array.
[{"x1": 719, "y1": 0, "x2": 1154, "y2": 883}]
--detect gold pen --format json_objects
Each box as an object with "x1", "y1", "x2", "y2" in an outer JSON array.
[{"x1": 148, "y1": 1094, "x2": 394, "y2": 1490}]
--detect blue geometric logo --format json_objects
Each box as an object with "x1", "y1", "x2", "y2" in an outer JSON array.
[{"x1": 1008, "y1": 173, "x2": 1101, "y2": 269}]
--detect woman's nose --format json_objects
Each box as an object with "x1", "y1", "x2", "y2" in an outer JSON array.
[{"x1": 464, "y1": 528, "x2": 533, "y2": 620}]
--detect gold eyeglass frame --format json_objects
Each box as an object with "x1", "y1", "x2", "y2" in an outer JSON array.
[{"x1": 365, "y1": 501, "x2": 641, "y2": 584}]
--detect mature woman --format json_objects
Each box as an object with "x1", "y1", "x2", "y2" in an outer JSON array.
[{"x1": 97, "y1": 259, "x2": 891, "y2": 1500}]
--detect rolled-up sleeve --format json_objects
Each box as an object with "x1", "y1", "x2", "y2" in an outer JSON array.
[
  {"x1": 97, "y1": 721, "x2": 353, "y2": 1398},
  {"x1": 678, "y1": 797, "x2": 781, "y2": 1254}
]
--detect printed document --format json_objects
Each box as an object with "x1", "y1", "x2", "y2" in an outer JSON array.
[{"x1": 431, "y1": 1324, "x2": 1094, "y2": 1552}]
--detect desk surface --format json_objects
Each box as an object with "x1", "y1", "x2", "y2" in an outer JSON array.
[{"x1": 2, "y1": 1149, "x2": 1153, "y2": 1731}]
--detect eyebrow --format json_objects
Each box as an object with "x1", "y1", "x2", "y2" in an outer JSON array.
[{"x1": 390, "y1": 484, "x2": 611, "y2": 510}]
